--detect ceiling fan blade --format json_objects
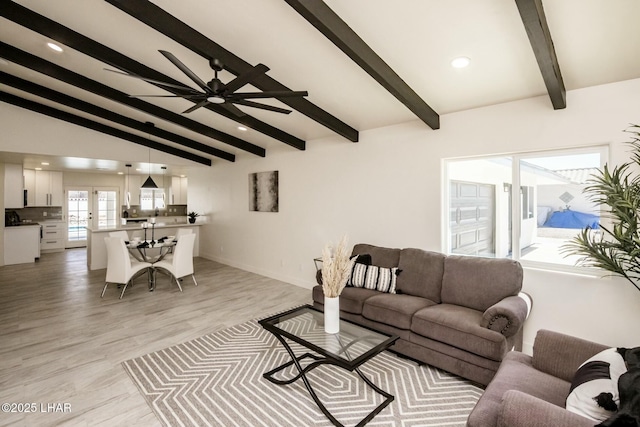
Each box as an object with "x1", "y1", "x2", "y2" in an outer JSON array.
[
  {"x1": 224, "y1": 64, "x2": 269, "y2": 93},
  {"x1": 159, "y1": 50, "x2": 211, "y2": 93},
  {"x1": 220, "y1": 103, "x2": 248, "y2": 117},
  {"x1": 182, "y1": 100, "x2": 211, "y2": 114},
  {"x1": 231, "y1": 99, "x2": 292, "y2": 114},
  {"x1": 104, "y1": 68, "x2": 199, "y2": 92},
  {"x1": 229, "y1": 90, "x2": 308, "y2": 99},
  {"x1": 128, "y1": 94, "x2": 206, "y2": 99}
]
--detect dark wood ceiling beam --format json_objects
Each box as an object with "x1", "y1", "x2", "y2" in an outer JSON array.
[
  {"x1": 104, "y1": 0, "x2": 359, "y2": 142},
  {"x1": 0, "y1": 91, "x2": 211, "y2": 166},
  {"x1": 285, "y1": 0, "x2": 440, "y2": 130},
  {"x1": 0, "y1": 71, "x2": 235, "y2": 162},
  {"x1": 0, "y1": 42, "x2": 265, "y2": 157},
  {"x1": 0, "y1": 1, "x2": 304, "y2": 151},
  {"x1": 515, "y1": 0, "x2": 566, "y2": 109}
]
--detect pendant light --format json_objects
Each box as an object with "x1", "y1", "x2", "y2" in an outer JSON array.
[
  {"x1": 141, "y1": 122, "x2": 158, "y2": 189},
  {"x1": 161, "y1": 166, "x2": 167, "y2": 208},
  {"x1": 125, "y1": 164, "x2": 132, "y2": 209}
]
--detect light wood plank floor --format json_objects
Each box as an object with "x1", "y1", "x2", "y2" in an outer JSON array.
[{"x1": 0, "y1": 249, "x2": 311, "y2": 426}]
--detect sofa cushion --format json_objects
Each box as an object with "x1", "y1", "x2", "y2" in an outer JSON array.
[
  {"x1": 362, "y1": 294, "x2": 435, "y2": 330},
  {"x1": 312, "y1": 285, "x2": 382, "y2": 315},
  {"x1": 351, "y1": 244, "x2": 400, "y2": 268},
  {"x1": 396, "y1": 248, "x2": 445, "y2": 302},
  {"x1": 411, "y1": 304, "x2": 507, "y2": 361},
  {"x1": 466, "y1": 351, "x2": 572, "y2": 427},
  {"x1": 440, "y1": 255, "x2": 523, "y2": 311},
  {"x1": 348, "y1": 263, "x2": 399, "y2": 293}
]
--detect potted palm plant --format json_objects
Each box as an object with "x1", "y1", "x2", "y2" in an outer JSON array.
[{"x1": 563, "y1": 124, "x2": 640, "y2": 292}]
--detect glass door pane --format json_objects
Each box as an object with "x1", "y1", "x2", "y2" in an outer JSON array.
[{"x1": 67, "y1": 188, "x2": 91, "y2": 248}]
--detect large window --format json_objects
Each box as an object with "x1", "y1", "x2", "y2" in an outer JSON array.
[
  {"x1": 444, "y1": 146, "x2": 607, "y2": 271},
  {"x1": 140, "y1": 188, "x2": 166, "y2": 211}
]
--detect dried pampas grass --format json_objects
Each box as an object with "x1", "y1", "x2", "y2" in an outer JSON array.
[{"x1": 321, "y1": 236, "x2": 356, "y2": 298}]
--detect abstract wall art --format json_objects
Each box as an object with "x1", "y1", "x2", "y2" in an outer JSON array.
[{"x1": 249, "y1": 170, "x2": 279, "y2": 212}]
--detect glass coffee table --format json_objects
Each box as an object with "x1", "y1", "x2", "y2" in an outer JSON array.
[{"x1": 259, "y1": 305, "x2": 399, "y2": 427}]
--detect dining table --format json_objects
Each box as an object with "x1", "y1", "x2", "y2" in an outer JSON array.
[{"x1": 127, "y1": 239, "x2": 176, "y2": 291}]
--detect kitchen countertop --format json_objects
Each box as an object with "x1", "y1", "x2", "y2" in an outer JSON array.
[
  {"x1": 5, "y1": 222, "x2": 40, "y2": 227},
  {"x1": 86, "y1": 222, "x2": 202, "y2": 232}
]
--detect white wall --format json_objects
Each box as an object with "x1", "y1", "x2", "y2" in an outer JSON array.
[{"x1": 194, "y1": 78, "x2": 640, "y2": 352}]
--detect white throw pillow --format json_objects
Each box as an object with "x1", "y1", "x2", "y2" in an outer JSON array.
[
  {"x1": 348, "y1": 263, "x2": 398, "y2": 293},
  {"x1": 565, "y1": 348, "x2": 627, "y2": 422}
]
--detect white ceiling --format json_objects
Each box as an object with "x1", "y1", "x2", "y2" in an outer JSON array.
[{"x1": 0, "y1": 0, "x2": 639, "y2": 174}]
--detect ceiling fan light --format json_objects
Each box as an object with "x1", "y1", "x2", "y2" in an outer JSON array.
[
  {"x1": 451, "y1": 56, "x2": 470, "y2": 68},
  {"x1": 47, "y1": 42, "x2": 64, "y2": 52},
  {"x1": 141, "y1": 175, "x2": 158, "y2": 189},
  {"x1": 207, "y1": 96, "x2": 225, "y2": 104}
]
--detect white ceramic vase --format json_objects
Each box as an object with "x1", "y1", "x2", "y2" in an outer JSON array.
[{"x1": 324, "y1": 296, "x2": 340, "y2": 334}]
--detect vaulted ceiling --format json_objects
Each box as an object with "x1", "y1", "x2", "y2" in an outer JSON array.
[{"x1": 0, "y1": 0, "x2": 638, "y2": 172}]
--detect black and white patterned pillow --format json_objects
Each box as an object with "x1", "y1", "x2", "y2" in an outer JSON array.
[{"x1": 348, "y1": 263, "x2": 398, "y2": 293}]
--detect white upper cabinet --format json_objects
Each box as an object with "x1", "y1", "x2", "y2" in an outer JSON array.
[
  {"x1": 170, "y1": 176, "x2": 188, "y2": 205},
  {"x1": 4, "y1": 163, "x2": 24, "y2": 209},
  {"x1": 27, "y1": 170, "x2": 63, "y2": 206}
]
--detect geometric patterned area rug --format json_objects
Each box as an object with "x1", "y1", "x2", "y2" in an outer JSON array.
[{"x1": 123, "y1": 313, "x2": 484, "y2": 427}]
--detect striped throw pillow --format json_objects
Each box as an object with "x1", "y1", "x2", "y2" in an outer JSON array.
[{"x1": 348, "y1": 263, "x2": 398, "y2": 293}]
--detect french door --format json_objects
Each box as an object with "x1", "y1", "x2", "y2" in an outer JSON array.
[{"x1": 66, "y1": 187, "x2": 118, "y2": 248}]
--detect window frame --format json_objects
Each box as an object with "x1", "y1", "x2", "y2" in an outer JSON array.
[{"x1": 442, "y1": 144, "x2": 610, "y2": 275}]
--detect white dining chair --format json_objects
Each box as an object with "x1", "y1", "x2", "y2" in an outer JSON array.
[
  {"x1": 153, "y1": 233, "x2": 197, "y2": 292},
  {"x1": 102, "y1": 236, "x2": 152, "y2": 299},
  {"x1": 163, "y1": 228, "x2": 193, "y2": 258},
  {"x1": 175, "y1": 228, "x2": 193, "y2": 238},
  {"x1": 108, "y1": 230, "x2": 129, "y2": 240}
]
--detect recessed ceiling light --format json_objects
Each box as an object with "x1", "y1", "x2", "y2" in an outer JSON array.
[
  {"x1": 47, "y1": 42, "x2": 63, "y2": 53},
  {"x1": 41, "y1": 162, "x2": 49, "y2": 166},
  {"x1": 451, "y1": 56, "x2": 470, "y2": 68},
  {"x1": 237, "y1": 126, "x2": 248, "y2": 131},
  {"x1": 180, "y1": 175, "x2": 186, "y2": 178},
  {"x1": 35, "y1": 167, "x2": 42, "y2": 171},
  {"x1": 117, "y1": 171, "x2": 124, "y2": 175}
]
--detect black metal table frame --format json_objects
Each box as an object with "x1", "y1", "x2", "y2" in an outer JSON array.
[
  {"x1": 259, "y1": 305, "x2": 398, "y2": 427},
  {"x1": 127, "y1": 241, "x2": 175, "y2": 291}
]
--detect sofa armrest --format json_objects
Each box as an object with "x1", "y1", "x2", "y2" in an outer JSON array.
[
  {"x1": 481, "y1": 295, "x2": 529, "y2": 338},
  {"x1": 497, "y1": 390, "x2": 595, "y2": 427},
  {"x1": 532, "y1": 329, "x2": 608, "y2": 382}
]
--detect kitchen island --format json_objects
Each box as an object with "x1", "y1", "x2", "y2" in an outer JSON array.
[{"x1": 86, "y1": 222, "x2": 201, "y2": 270}]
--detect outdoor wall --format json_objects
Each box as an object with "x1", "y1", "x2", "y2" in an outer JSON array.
[{"x1": 195, "y1": 78, "x2": 640, "y2": 353}]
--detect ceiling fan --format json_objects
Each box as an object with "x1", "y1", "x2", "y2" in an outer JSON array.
[{"x1": 106, "y1": 50, "x2": 308, "y2": 116}]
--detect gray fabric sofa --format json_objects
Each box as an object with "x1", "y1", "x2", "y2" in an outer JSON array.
[
  {"x1": 312, "y1": 243, "x2": 531, "y2": 386},
  {"x1": 467, "y1": 329, "x2": 609, "y2": 427}
]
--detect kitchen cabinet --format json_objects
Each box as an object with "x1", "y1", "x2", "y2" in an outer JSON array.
[
  {"x1": 34, "y1": 170, "x2": 63, "y2": 206},
  {"x1": 4, "y1": 163, "x2": 24, "y2": 208},
  {"x1": 40, "y1": 221, "x2": 65, "y2": 252},
  {"x1": 170, "y1": 176, "x2": 188, "y2": 204},
  {"x1": 23, "y1": 169, "x2": 36, "y2": 206},
  {"x1": 127, "y1": 175, "x2": 143, "y2": 205},
  {"x1": 4, "y1": 224, "x2": 40, "y2": 265}
]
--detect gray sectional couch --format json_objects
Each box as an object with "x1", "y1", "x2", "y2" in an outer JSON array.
[{"x1": 312, "y1": 243, "x2": 531, "y2": 386}]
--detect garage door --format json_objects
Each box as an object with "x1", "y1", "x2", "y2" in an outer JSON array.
[{"x1": 450, "y1": 180, "x2": 495, "y2": 256}]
